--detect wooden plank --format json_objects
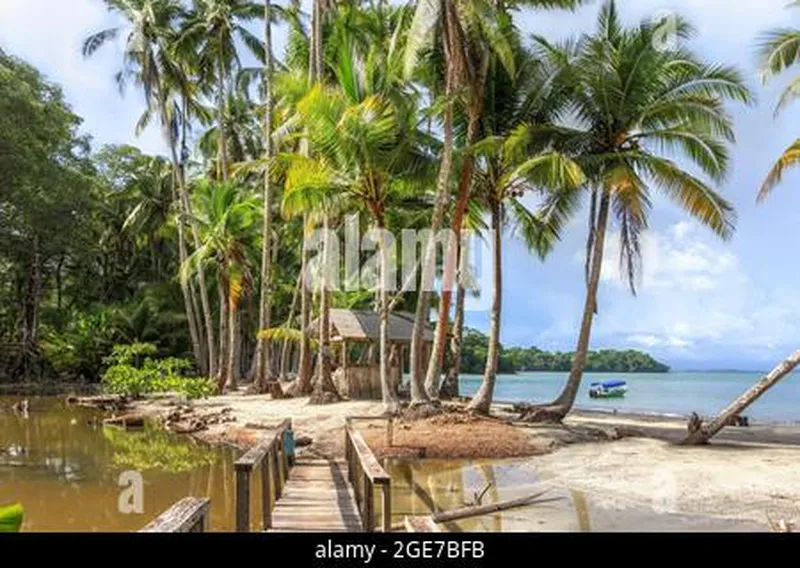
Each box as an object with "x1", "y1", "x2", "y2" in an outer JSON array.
[
  {"x1": 346, "y1": 427, "x2": 390, "y2": 484},
  {"x1": 404, "y1": 516, "x2": 440, "y2": 533},
  {"x1": 235, "y1": 469, "x2": 250, "y2": 532},
  {"x1": 140, "y1": 498, "x2": 210, "y2": 533},
  {"x1": 268, "y1": 458, "x2": 363, "y2": 533}
]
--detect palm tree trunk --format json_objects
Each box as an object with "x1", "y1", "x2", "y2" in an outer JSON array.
[
  {"x1": 295, "y1": 217, "x2": 314, "y2": 395},
  {"x1": 310, "y1": 215, "x2": 340, "y2": 404},
  {"x1": 252, "y1": 0, "x2": 282, "y2": 399},
  {"x1": 216, "y1": 40, "x2": 229, "y2": 182},
  {"x1": 171, "y1": 141, "x2": 217, "y2": 377},
  {"x1": 441, "y1": 280, "x2": 466, "y2": 400},
  {"x1": 280, "y1": 271, "x2": 302, "y2": 379},
  {"x1": 682, "y1": 349, "x2": 800, "y2": 445},
  {"x1": 377, "y1": 213, "x2": 399, "y2": 412},
  {"x1": 522, "y1": 191, "x2": 611, "y2": 422},
  {"x1": 168, "y1": 142, "x2": 205, "y2": 373},
  {"x1": 217, "y1": 277, "x2": 230, "y2": 391},
  {"x1": 409, "y1": 69, "x2": 455, "y2": 407},
  {"x1": 467, "y1": 200, "x2": 502, "y2": 415},
  {"x1": 226, "y1": 302, "x2": 240, "y2": 390},
  {"x1": 424, "y1": 112, "x2": 479, "y2": 399}
]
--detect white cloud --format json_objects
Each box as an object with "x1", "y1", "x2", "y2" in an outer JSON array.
[
  {"x1": 0, "y1": 0, "x2": 165, "y2": 154},
  {"x1": 585, "y1": 221, "x2": 800, "y2": 360}
]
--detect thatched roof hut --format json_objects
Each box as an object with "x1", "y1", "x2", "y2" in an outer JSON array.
[{"x1": 309, "y1": 309, "x2": 434, "y2": 344}]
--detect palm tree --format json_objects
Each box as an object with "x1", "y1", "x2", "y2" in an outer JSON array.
[
  {"x1": 180, "y1": 0, "x2": 266, "y2": 182},
  {"x1": 280, "y1": 6, "x2": 433, "y2": 409},
  {"x1": 184, "y1": 179, "x2": 259, "y2": 390},
  {"x1": 679, "y1": 1, "x2": 800, "y2": 444},
  {"x1": 83, "y1": 0, "x2": 216, "y2": 377},
  {"x1": 251, "y1": 0, "x2": 284, "y2": 397},
  {"x1": 758, "y1": 0, "x2": 800, "y2": 201},
  {"x1": 521, "y1": 0, "x2": 751, "y2": 422},
  {"x1": 403, "y1": 0, "x2": 586, "y2": 404},
  {"x1": 465, "y1": 41, "x2": 585, "y2": 414}
]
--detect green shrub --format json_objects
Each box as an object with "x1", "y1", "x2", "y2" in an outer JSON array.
[{"x1": 101, "y1": 343, "x2": 215, "y2": 399}]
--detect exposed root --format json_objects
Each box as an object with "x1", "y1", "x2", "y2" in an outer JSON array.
[
  {"x1": 518, "y1": 404, "x2": 568, "y2": 424},
  {"x1": 402, "y1": 400, "x2": 443, "y2": 420},
  {"x1": 308, "y1": 389, "x2": 341, "y2": 405},
  {"x1": 247, "y1": 380, "x2": 286, "y2": 399},
  {"x1": 284, "y1": 378, "x2": 312, "y2": 398}
]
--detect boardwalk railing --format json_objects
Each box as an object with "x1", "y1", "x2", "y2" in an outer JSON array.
[
  {"x1": 139, "y1": 497, "x2": 210, "y2": 532},
  {"x1": 235, "y1": 418, "x2": 293, "y2": 532},
  {"x1": 344, "y1": 418, "x2": 392, "y2": 533}
]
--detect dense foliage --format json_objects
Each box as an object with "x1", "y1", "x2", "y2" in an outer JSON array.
[
  {"x1": 459, "y1": 328, "x2": 669, "y2": 374},
  {"x1": 101, "y1": 343, "x2": 216, "y2": 398},
  {"x1": 1, "y1": 0, "x2": 753, "y2": 419}
]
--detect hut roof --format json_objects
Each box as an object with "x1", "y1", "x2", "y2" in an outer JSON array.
[{"x1": 309, "y1": 309, "x2": 434, "y2": 343}]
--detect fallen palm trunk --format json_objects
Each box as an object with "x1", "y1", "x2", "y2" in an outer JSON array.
[
  {"x1": 431, "y1": 490, "x2": 560, "y2": 523},
  {"x1": 682, "y1": 348, "x2": 800, "y2": 445}
]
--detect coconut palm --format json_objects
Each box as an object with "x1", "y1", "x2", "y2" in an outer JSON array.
[
  {"x1": 758, "y1": 0, "x2": 800, "y2": 200},
  {"x1": 280, "y1": 7, "x2": 434, "y2": 409},
  {"x1": 179, "y1": 0, "x2": 266, "y2": 181},
  {"x1": 679, "y1": 1, "x2": 800, "y2": 444},
  {"x1": 183, "y1": 179, "x2": 259, "y2": 390},
  {"x1": 83, "y1": 0, "x2": 216, "y2": 376},
  {"x1": 403, "y1": 0, "x2": 587, "y2": 404},
  {"x1": 521, "y1": 0, "x2": 751, "y2": 422},
  {"x1": 465, "y1": 41, "x2": 585, "y2": 414}
]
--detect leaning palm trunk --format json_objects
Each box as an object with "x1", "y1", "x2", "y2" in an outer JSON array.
[
  {"x1": 682, "y1": 349, "x2": 800, "y2": 445},
  {"x1": 309, "y1": 215, "x2": 340, "y2": 404},
  {"x1": 425, "y1": 111, "x2": 480, "y2": 399},
  {"x1": 170, "y1": 165, "x2": 205, "y2": 373},
  {"x1": 377, "y1": 215, "x2": 399, "y2": 412},
  {"x1": 467, "y1": 201, "x2": 502, "y2": 414},
  {"x1": 170, "y1": 137, "x2": 217, "y2": 377},
  {"x1": 409, "y1": 72, "x2": 455, "y2": 406},
  {"x1": 252, "y1": 0, "x2": 283, "y2": 399},
  {"x1": 522, "y1": 191, "x2": 611, "y2": 422},
  {"x1": 294, "y1": 217, "x2": 314, "y2": 395}
]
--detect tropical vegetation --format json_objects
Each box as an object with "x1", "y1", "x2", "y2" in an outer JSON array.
[{"x1": 0, "y1": 0, "x2": 760, "y2": 423}]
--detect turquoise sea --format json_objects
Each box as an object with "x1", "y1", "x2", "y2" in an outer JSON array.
[{"x1": 458, "y1": 371, "x2": 800, "y2": 423}]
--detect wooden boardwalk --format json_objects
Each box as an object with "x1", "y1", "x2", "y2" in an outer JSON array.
[{"x1": 269, "y1": 458, "x2": 363, "y2": 532}]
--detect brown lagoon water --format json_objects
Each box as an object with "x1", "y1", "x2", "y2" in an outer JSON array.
[
  {"x1": 0, "y1": 395, "x2": 557, "y2": 532},
  {"x1": 0, "y1": 396, "x2": 762, "y2": 532}
]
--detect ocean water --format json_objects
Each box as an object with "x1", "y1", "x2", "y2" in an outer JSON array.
[{"x1": 458, "y1": 371, "x2": 800, "y2": 423}]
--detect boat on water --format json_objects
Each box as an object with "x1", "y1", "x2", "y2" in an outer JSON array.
[{"x1": 588, "y1": 379, "x2": 628, "y2": 399}]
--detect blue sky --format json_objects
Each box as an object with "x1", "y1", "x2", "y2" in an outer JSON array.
[{"x1": 2, "y1": 0, "x2": 800, "y2": 370}]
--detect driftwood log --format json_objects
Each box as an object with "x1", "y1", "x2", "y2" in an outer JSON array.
[{"x1": 431, "y1": 490, "x2": 561, "y2": 523}]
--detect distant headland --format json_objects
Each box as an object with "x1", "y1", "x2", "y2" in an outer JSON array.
[{"x1": 460, "y1": 328, "x2": 671, "y2": 374}]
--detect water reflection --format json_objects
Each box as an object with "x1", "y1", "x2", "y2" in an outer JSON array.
[{"x1": 0, "y1": 396, "x2": 243, "y2": 532}]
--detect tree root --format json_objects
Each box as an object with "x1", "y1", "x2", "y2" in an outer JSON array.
[
  {"x1": 308, "y1": 388, "x2": 341, "y2": 405},
  {"x1": 518, "y1": 404, "x2": 568, "y2": 424},
  {"x1": 402, "y1": 400, "x2": 444, "y2": 420}
]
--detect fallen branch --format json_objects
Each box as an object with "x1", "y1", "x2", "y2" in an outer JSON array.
[{"x1": 431, "y1": 490, "x2": 561, "y2": 523}]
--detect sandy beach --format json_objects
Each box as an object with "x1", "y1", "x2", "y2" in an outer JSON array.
[{"x1": 128, "y1": 392, "x2": 800, "y2": 531}]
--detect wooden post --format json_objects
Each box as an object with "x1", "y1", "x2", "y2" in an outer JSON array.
[
  {"x1": 272, "y1": 444, "x2": 283, "y2": 499},
  {"x1": 382, "y1": 484, "x2": 392, "y2": 533},
  {"x1": 342, "y1": 339, "x2": 348, "y2": 393},
  {"x1": 363, "y1": 472, "x2": 374, "y2": 533},
  {"x1": 385, "y1": 416, "x2": 394, "y2": 447},
  {"x1": 281, "y1": 433, "x2": 290, "y2": 481},
  {"x1": 235, "y1": 468, "x2": 251, "y2": 532},
  {"x1": 261, "y1": 454, "x2": 272, "y2": 530}
]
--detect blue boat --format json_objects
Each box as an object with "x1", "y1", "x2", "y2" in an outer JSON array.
[{"x1": 588, "y1": 379, "x2": 628, "y2": 399}]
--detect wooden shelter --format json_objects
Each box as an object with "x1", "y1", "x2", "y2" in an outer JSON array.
[{"x1": 309, "y1": 309, "x2": 434, "y2": 400}]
